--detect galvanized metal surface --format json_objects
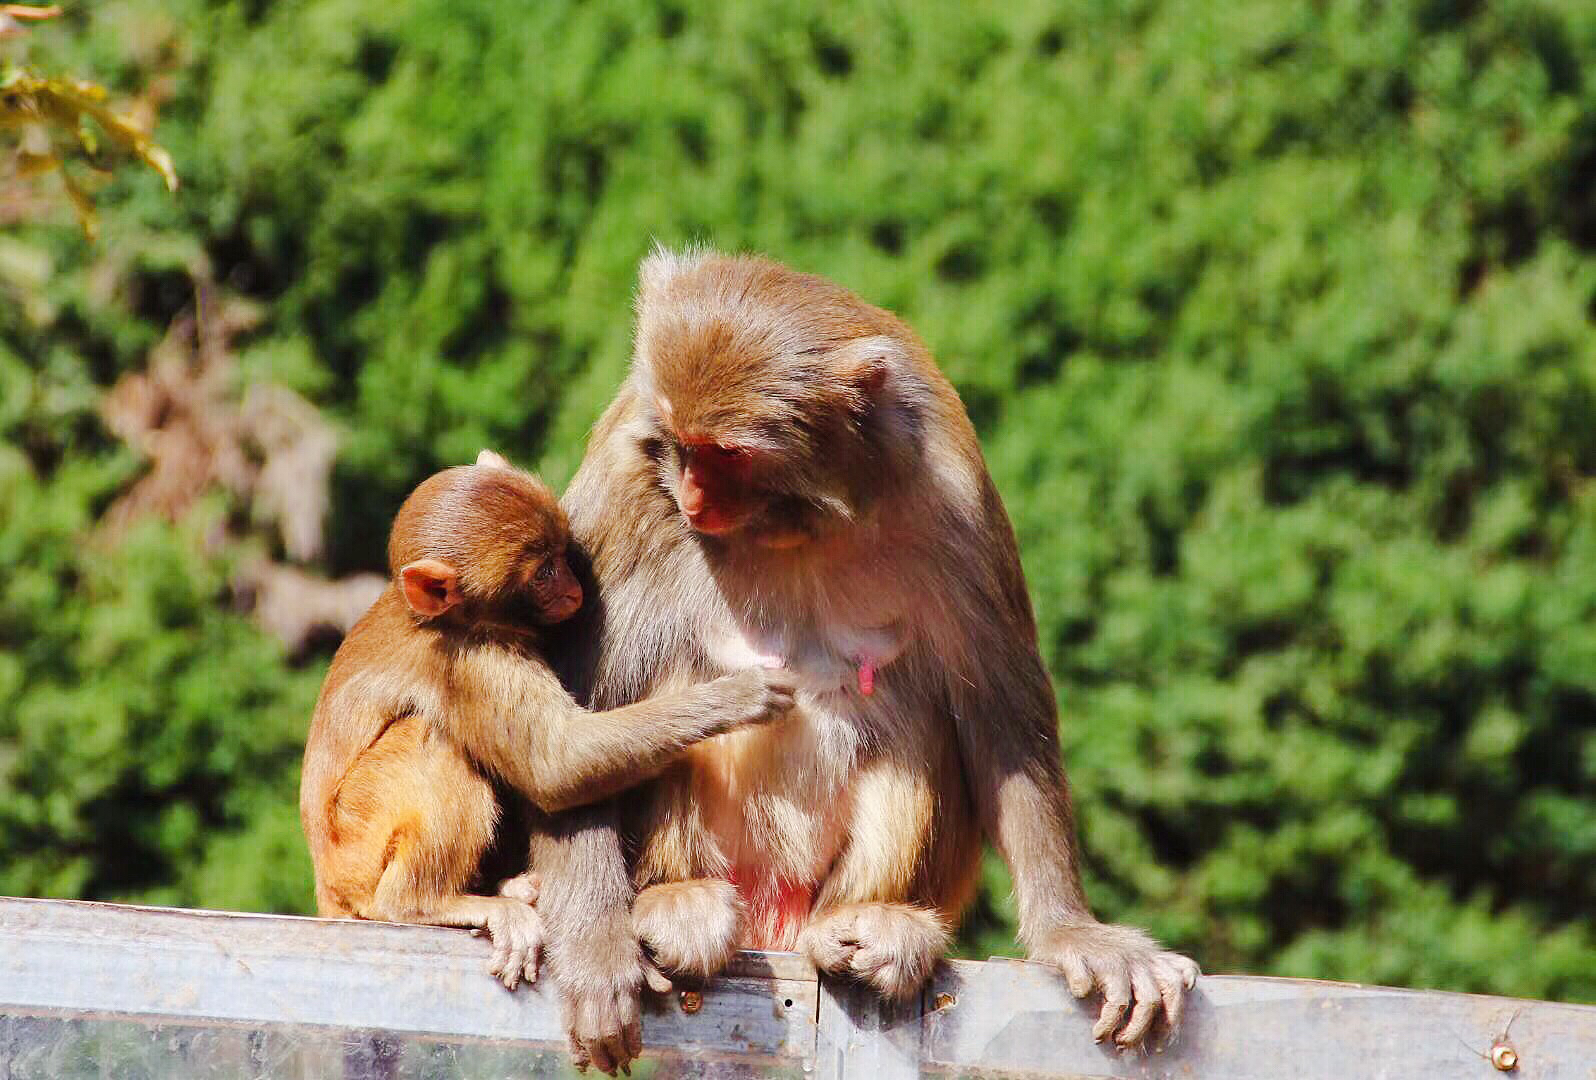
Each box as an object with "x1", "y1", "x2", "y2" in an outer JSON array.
[
  {"x1": 0, "y1": 897, "x2": 814, "y2": 1065},
  {"x1": 815, "y1": 979, "x2": 919, "y2": 1080},
  {"x1": 2, "y1": 897, "x2": 1594, "y2": 1079},
  {"x1": 925, "y1": 956, "x2": 1596, "y2": 1079}
]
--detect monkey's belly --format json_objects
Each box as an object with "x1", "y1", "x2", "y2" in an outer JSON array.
[{"x1": 686, "y1": 695, "x2": 858, "y2": 950}]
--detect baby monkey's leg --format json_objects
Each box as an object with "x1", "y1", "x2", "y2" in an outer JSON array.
[{"x1": 361, "y1": 753, "x2": 543, "y2": 991}]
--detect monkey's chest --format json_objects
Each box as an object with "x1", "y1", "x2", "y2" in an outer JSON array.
[{"x1": 705, "y1": 619, "x2": 908, "y2": 697}]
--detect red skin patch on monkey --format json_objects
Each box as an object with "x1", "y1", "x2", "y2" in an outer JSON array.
[
  {"x1": 857, "y1": 661, "x2": 875, "y2": 696},
  {"x1": 729, "y1": 865, "x2": 814, "y2": 951}
]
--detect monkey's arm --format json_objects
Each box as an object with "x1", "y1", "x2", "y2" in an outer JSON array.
[
  {"x1": 526, "y1": 801, "x2": 666, "y2": 1074},
  {"x1": 949, "y1": 626, "x2": 1200, "y2": 1046},
  {"x1": 451, "y1": 652, "x2": 793, "y2": 814}
]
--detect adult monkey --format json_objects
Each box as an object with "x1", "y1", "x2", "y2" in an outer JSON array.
[{"x1": 552, "y1": 248, "x2": 1199, "y2": 1051}]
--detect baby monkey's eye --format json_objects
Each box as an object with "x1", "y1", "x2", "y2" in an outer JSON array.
[{"x1": 535, "y1": 560, "x2": 558, "y2": 582}]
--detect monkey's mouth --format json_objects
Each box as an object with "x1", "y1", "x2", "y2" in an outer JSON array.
[
  {"x1": 682, "y1": 504, "x2": 752, "y2": 536},
  {"x1": 541, "y1": 591, "x2": 583, "y2": 623}
]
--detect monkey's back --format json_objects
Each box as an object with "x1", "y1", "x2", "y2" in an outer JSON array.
[{"x1": 299, "y1": 588, "x2": 441, "y2": 912}]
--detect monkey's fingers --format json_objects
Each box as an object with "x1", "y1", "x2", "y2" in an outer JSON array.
[
  {"x1": 522, "y1": 942, "x2": 541, "y2": 987},
  {"x1": 1088, "y1": 957, "x2": 1132, "y2": 1044},
  {"x1": 641, "y1": 958, "x2": 673, "y2": 995},
  {"x1": 1055, "y1": 949, "x2": 1094, "y2": 999},
  {"x1": 1115, "y1": 966, "x2": 1163, "y2": 1046},
  {"x1": 486, "y1": 932, "x2": 515, "y2": 987},
  {"x1": 1151, "y1": 957, "x2": 1188, "y2": 1035},
  {"x1": 568, "y1": 1029, "x2": 590, "y2": 1073},
  {"x1": 624, "y1": 1016, "x2": 643, "y2": 1062}
]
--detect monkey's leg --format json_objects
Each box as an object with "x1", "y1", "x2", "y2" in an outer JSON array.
[
  {"x1": 798, "y1": 757, "x2": 962, "y2": 1000},
  {"x1": 358, "y1": 747, "x2": 543, "y2": 991},
  {"x1": 633, "y1": 879, "x2": 744, "y2": 978},
  {"x1": 368, "y1": 840, "x2": 545, "y2": 991}
]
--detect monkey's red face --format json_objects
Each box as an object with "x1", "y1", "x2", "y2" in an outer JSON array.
[
  {"x1": 675, "y1": 437, "x2": 759, "y2": 536},
  {"x1": 527, "y1": 552, "x2": 583, "y2": 623}
]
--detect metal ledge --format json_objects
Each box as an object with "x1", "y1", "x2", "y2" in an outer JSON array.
[{"x1": 2, "y1": 897, "x2": 1593, "y2": 1078}]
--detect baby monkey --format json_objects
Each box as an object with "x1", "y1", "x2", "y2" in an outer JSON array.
[{"x1": 301, "y1": 450, "x2": 795, "y2": 990}]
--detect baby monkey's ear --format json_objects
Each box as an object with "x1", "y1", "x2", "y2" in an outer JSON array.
[
  {"x1": 476, "y1": 449, "x2": 512, "y2": 470},
  {"x1": 400, "y1": 558, "x2": 462, "y2": 617}
]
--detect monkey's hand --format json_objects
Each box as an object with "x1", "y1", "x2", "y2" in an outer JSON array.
[
  {"x1": 479, "y1": 898, "x2": 544, "y2": 991},
  {"x1": 1030, "y1": 922, "x2": 1200, "y2": 1047},
  {"x1": 701, "y1": 667, "x2": 798, "y2": 731},
  {"x1": 553, "y1": 913, "x2": 672, "y2": 1075}
]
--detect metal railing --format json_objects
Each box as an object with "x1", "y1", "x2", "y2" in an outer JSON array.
[{"x1": 1, "y1": 897, "x2": 1592, "y2": 1078}]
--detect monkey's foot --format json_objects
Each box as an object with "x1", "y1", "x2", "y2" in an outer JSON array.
[
  {"x1": 496, "y1": 871, "x2": 541, "y2": 905},
  {"x1": 798, "y1": 902, "x2": 949, "y2": 1001},
  {"x1": 633, "y1": 878, "x2": 743, "y2": 978},
  {"x1": 481, "y1": 897, "x2": 544, "y2": 991},
  {"x1": 1029, "y1": 922, "x2": 1200, "y2": 1047}
]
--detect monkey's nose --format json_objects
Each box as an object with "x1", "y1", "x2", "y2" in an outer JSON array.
[
  {"x1": 547, "y1": 591, "x2": 582, "y2": 622},
  {"x1": 679, "y1": 477, "x2": 705, "y2": 518}
]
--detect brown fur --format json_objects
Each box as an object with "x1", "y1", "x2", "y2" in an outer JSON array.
[
  {"x1": 300, "y1": 452, "x2": 795, "y2": 1071},
  {"x1": 554, "y1": 249, "x2": 1199, "y2": 1045}
]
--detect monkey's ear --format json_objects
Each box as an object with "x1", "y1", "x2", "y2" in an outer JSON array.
[
  {"x1": 637, "y1": 243, "x2": 709, "y2": 300},
  {"x1": 475, "y1": 449, "x2": 511, "y2": 470},
  {"x1": 832, "y1": 335, "x2": 906, "y2": 401},
  {"x1": 400, "y1": 559, "x2": 462, "y2": 617}
]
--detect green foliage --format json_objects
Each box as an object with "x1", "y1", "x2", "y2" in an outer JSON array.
[
  {"x1": 0, "y1": 445, "x2": 319, "y2": 908},
  {"x1": 2, "y1": 0, "x2": 1593, "y2": 1001}
]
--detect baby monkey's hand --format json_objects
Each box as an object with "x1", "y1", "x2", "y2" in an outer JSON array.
[{"x1": 708, "y1": 667, "x2": 798, "y2": 729}]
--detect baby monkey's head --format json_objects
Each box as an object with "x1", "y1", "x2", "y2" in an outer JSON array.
[{"x1": 388, "y1": 450, "x2": 583, "y2": 626}]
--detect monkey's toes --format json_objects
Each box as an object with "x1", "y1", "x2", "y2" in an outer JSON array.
[
  {"x1": 485, "y1": 904, "x2": 544, "y2": 990},
  {"x1": 797, "y1": 918, "x2": 861, "y2": 975},
  {"x1": 566, "y1": 984, "x2": 641, "y2": 1077},
  {"x1": 849, "y1": 947, "x2": 926, "y2": 1002}
]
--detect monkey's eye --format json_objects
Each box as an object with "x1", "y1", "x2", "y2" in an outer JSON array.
[{"x1": 535, "y1": 560, "x2": 557, "y2": 582}]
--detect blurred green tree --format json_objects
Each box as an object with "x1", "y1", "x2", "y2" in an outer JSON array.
[{"x1": 1, "y1": 0, "x2": 1593, "y2": 1002}]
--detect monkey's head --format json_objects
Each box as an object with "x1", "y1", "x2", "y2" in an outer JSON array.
[
  {"x1": 630, "y1": 248, "x2": 919, "y2": 548},
  {"x1": 388, "y1": 450, "x2": 583, "y2": 626}
]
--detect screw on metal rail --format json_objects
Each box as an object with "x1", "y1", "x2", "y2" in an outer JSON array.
[{"x1": 1490, "y1": 1041, "x2": 1518, "y2": 1071}]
